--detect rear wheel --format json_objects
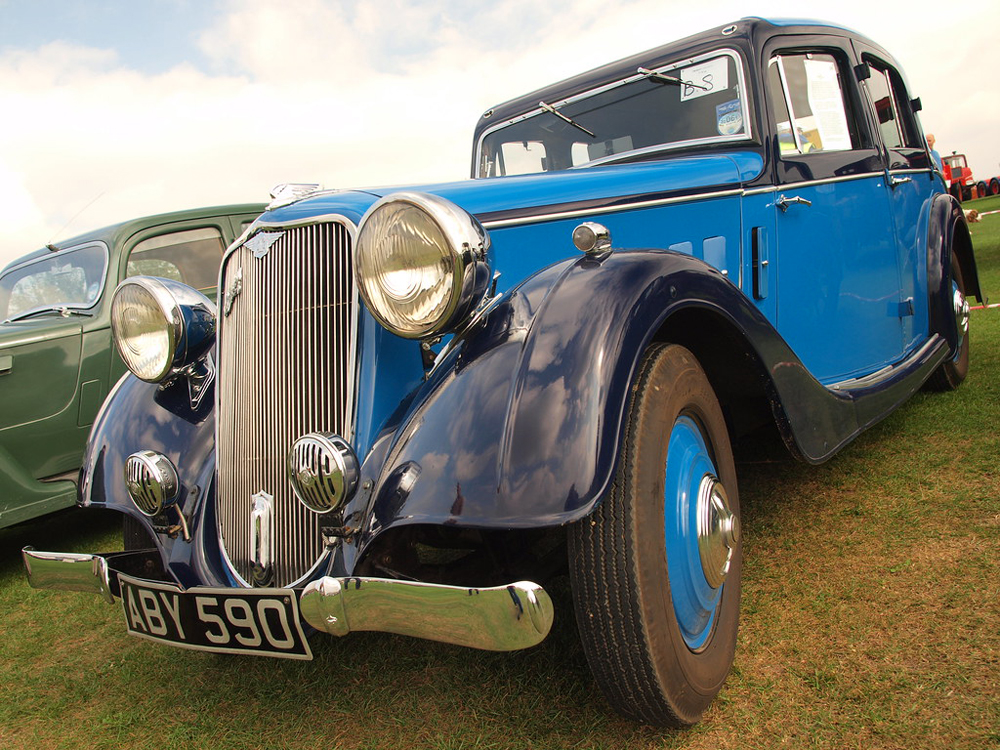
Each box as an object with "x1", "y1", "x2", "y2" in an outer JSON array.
[
  {"x1": 569, "y1": 343, "x2": 741, "y2": 726},
  {"x1": 926, "y1": 255, "x2": 970, "y2": 391},
  {"x1": 991, "y1": 178, "x2": 1000, "y2": 196}
]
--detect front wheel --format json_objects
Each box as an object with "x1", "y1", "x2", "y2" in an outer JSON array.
[{"x1": 569, "y1": 343, "x2": 741, "y2": 727}]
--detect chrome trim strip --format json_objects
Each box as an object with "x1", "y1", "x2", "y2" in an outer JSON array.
[
  {"x1": 301, "y1": 576, "x2": 554, "y2": 652},
  {"x1": 481, "y1": 168, "x2": 930, "y2": 231},
  {"x1": 743, "y1": 172, "x2": 886, "y2": 196},
  {"x1": 481, "y1": 188, "x2": 744, "y2": 229},
  {"x1": 22, "y1": 548, "x2": 113, "y2": 603},
  {"x1": 829, "y1": 337, "x2": 941, "y2": 391},
  {"x1": 475, "y1": 49, "x2": 752, "y2": 178}
]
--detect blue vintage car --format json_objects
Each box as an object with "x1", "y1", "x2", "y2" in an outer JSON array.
[{"x1": 24, "y1": 18, "x2": 979, "y2": 726}]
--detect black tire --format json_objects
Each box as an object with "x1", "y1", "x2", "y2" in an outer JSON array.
[
  {"x1": 569, "y1": 343, "x2": 741, "y2": 727},
  {"x1": 976, "y1": 181, "x2": 988, "y2": 200},
  {"x1": 991, "y1": 178, "x2": 1000, "y2": 196},
  {"x1": 926, "y1": 255, "x2": 970, "y2": 391}
]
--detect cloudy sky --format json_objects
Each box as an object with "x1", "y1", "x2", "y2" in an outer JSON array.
[{"x1": 2, "y1": 0, "x2": 998, "y2": 267}]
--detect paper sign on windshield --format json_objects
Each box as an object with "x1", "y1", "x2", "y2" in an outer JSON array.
[{"x1": 681, "y1": 57, "x2": 728, "y2": 101}]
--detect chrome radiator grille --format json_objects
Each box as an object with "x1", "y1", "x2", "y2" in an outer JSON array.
[{"x1": 216, "y1": 221, "x2": 356, "y2": 587}]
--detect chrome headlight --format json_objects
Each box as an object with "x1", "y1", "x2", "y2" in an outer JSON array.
[
  {"x1": 355, "y1": 192, "x2": 492, "y2": 338},
  {"x1": 111, "y1": 277, "x2": 215, "y2": 382}
]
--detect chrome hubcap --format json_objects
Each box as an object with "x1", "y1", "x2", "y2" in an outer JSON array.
[
  {"x1": 953, "y1": 282, "x2": 970, "y2": 338},
  {"x1": 696, "y1": 475, "x2": 740, "y2": 589}
]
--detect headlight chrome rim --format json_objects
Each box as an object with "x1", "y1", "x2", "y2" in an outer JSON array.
[
  {"x1": 110, "y1": 276, "x2": 215, "y2": 383},
  {"x1": 355, "y1": 191, "x2": 491, "y2": 339}
]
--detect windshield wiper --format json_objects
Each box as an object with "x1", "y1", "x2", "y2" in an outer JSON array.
[
  {"x1": 637, "y1": 67, "x2": 709, "y2": 91},
  {"x1": 539, "y1": 100, "x2": 596, "y2": 138},
  {"x1": 4, "y1": 306, "x2": 93, "y2": 324}
]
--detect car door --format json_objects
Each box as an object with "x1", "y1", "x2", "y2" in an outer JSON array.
[
  {"x1": 762, "y1": 39, "x2": 906, "y2": 383},
  {"x1": 0, "y1": 242, "x2": 110, "y2": 480},
  {"x1": 853, "y1": 45, "x2": 934, "y2": 352}
]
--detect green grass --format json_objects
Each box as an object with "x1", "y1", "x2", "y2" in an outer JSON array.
[{"x1": 2, "y1": 209, "x2": 999, "y2": 749}]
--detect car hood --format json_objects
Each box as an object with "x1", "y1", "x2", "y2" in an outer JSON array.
[{"x1": 259, "y1": 151, "x2": 764, "y2": 226}]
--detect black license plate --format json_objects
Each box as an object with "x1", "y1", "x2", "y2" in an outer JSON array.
[{"x1": 118, "y1": 574, "x2": 313, "y2": 660}]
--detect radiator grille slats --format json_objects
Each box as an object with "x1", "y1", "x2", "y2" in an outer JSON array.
[{"x1": 216, "y1": 222, "x2": 355, "y2": 587}]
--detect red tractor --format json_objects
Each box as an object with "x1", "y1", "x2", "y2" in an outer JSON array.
[{"x1": 942, "y1": 153, "x2": 1000, "y2": 201}]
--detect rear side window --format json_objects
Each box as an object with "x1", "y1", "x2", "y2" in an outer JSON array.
[
  {"x1": 864, "y1": 60, "x2": 922, "y2": 150},
  {"x1": 126, "y1": 227, "x2": 225, "y2": 291},
  {"x1": 767, "y1": 52, "x2": 856, "y2": 154}
]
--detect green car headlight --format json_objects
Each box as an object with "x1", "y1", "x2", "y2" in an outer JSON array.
[
  {"x1": 111, "y1": 277, "x2": 215, "y2": 382},
  {"x1": 355, "y1": 192, "x2": 492, "y2": 338}
]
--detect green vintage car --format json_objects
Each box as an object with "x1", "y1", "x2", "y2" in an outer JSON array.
[{"x1": 0, "y1": 203, "x2": 265, "y2": 528}]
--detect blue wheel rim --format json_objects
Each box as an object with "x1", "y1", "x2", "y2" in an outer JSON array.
[{"x1": 664, "y1": 414, "x2": 723, "y2": 651}]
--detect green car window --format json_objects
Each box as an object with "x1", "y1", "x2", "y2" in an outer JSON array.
[{"x1": 0, "y1": 243, "x2": 107, "y2": 319}]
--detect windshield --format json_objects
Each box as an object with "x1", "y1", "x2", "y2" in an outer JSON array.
[
  {"x1": 478, "y1": 50, "x2": 749, "y2": 178},
  {"x1": 0, "y1": 242, "x2": 108, "y2": 320}
]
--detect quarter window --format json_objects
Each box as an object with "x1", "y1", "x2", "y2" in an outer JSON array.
[
  {"x1": 126, "y1": 227, "x2": 225, "y2": 291},
  {"x1": 865, "y1": 61, "x2": 921, "y2": 150},
  {"x1": 767, "y1": 53, "x2": 855, "y2": 154}
]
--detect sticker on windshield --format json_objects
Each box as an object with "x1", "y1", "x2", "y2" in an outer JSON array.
[
  {"x1": 680, "y1": 57, "x2": 728, "y2": 101},
  {"x1": 716, "y1": 100, "x2": 743, "y2": 135}
]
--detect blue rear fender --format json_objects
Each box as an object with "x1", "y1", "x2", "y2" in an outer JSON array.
[
  {"x1": 927, "y1": 193, "x2": 981, "y2": 352},
  {"x1": 354, "y1": 247, "x2": 875, "y2": 557}
]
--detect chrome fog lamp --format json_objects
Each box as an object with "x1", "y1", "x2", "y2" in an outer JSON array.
[
  {"x1": 124, "y1": 450, "x2": 180, "y2": 517},
  {"x1": 111, "y1": 277, "x2": 216, "y2": 382},
  {"x1": 355, "y1": 192, "x2": 492, "y2": 338},
  {"x1": 288, "y1": 433, "x2": 359, "y2": 514}
]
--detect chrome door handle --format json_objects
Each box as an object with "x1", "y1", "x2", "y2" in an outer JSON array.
[
  {"x1": 0, "y1": 354, "x2": 11, "y2": 375},
  {"x1": 776, "y1": 194, "x2": 812, "y2": 212},
  {"x1": 889, "y1": 175, "x2": 913, "y2": 188}
]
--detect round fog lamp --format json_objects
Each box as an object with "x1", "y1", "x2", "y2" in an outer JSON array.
[
  {"x1": 124, "y1": 450, "x2": 180, "y2": 517},
  {"x1": 288, "y1": 433, "x2": 359, "y2": 514}
]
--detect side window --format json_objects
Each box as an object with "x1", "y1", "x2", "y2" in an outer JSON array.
[
  {"x1": 767, "y1": 52, "x2": 856, "y2": 154},
  {"x1": 865, "y1": 60, "x2": 921, "y2": 150},
  {"x1": 126, "y1": 227, "x2": 225, "y2": 291}
]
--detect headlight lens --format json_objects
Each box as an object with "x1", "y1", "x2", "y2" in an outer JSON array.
[
  {"x1": 111, "y1": 277, "x2": 215, "y2": 382},
  {"x1": 355, "y1": 192, "x2": 491, "y2": 338}
]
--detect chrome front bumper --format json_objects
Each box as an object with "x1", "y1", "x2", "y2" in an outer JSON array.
[{"x1": 22, "y1": 548, "x2": 554, "y2": 652}]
